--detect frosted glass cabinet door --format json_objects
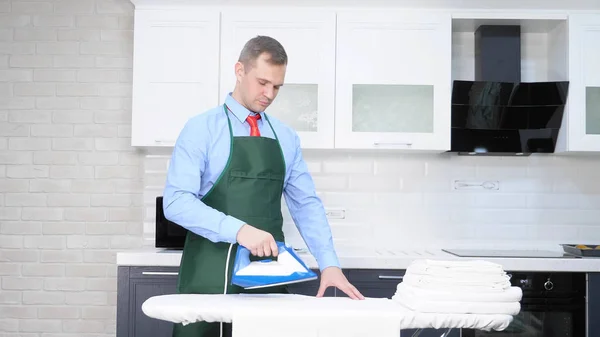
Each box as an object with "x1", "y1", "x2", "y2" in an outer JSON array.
[
  {"x1": 131, "y1": 9, "x2": 220, "y2": 147},
  {"x1": 335, "y1": 11, "x2": 452, "y2": 151},
  {"x1": 568, "y1": 14, "x2": 600, "y2": 151},
  {"x1": 219, "y1": 10, "x2": 336, "y2": 149}
]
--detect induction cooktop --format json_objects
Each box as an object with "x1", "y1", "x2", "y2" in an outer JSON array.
[{"x1": 442, "y1": 248, "x2": 581, "y2": 259}]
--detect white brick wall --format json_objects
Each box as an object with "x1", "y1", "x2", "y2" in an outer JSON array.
[{"x1": 1, "y1": 0, "x2": 140, "y2": 335}]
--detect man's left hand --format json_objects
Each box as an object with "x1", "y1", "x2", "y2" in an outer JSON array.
[{"x1": 316, "y1": 267, "x2": 365, "y2": 300}]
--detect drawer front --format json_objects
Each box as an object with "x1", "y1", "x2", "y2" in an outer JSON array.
[{"x1": 347, "y1": 269, "x2": 405, "y2": 283}]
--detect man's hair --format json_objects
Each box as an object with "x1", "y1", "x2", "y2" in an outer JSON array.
[{"x1": 238, "y1": 35, "x2": 287, "y2": 70}]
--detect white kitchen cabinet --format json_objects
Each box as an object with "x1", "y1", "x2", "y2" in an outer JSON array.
[
  {"x1": 566, "y1": 13, "x2": 600, "y2": 152},
  {"x1": 334, "y1": 11, "x2": 452, "y2": 151},
  {"x1": 219, "y1": 10, "x2": 336, "y2": 149},
  {"x1": 131, "y1": 9, "x2": 220, "y2": 147}
]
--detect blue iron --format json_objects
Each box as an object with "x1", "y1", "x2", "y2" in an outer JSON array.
[{"x1": 232, "y1": 241, "x2": 318, "y2": 289}]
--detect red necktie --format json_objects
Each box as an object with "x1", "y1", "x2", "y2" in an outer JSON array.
[{"x1": 246, "y1": 114, "x2": 261, "y2": 137}]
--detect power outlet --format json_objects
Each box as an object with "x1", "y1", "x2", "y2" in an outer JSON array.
[{"x1": 325, "y1": 208, "x2": 346, "y2": 219}]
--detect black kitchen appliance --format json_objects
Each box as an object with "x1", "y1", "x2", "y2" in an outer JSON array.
[
  {"x1": 461, "y1": 271, "x2": 586, "y2": 337},
  {"x1": 155, "y1": 196, "x2": 187, "y2": 249}
]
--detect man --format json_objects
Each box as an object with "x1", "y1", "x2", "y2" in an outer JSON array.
[{"x1": 163, "y1": 35, "x2": 364, "y2": 337}]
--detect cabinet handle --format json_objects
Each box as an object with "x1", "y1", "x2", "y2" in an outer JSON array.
[
  {"x1": 378, "y1": 275, "x2": 404, "y2": 280},
  {"x1": 373, "y1": 141, "x2": 413, "y2": 147},
  {"x1": 142, "y1": 271, "x2": 179, "y2": 276},
  {"x1": 154, "y1": 139, "x2": 175, "y2": 145}
]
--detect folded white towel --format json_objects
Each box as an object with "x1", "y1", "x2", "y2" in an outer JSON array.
[
  {"x1": 402, "y1": 273, "x2": 512, "y2": 292},
  {"x1": 392, "y1": 290, "x2": 521, "y2": 315},
  {"x1": 394, "y1": 282, "x2": 523, "y2": 303},
  {"x1": 408, "y1": 259, "x2": 507, "y2": 278}
]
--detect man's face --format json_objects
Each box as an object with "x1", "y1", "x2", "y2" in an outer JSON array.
[{"x1": 236, "y1": 52, "x2": 286, "y2": 113}]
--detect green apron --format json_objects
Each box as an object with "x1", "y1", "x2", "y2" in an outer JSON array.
[{"x1": 172, "y1": 105, "x2": 288, "y2": 337}]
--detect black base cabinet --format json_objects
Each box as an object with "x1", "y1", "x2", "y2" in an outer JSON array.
[{"x1": 118, "y1": 267, "x2": 599, "y2": 337}]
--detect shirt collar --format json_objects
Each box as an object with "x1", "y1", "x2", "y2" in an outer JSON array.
[{"x1": 224, "y1": 92, "x2": 264, "y2": 123}]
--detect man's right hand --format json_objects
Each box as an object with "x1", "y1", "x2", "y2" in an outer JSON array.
[{"x1": 236, "y1": 224, "x2": 278, "y2": 257}]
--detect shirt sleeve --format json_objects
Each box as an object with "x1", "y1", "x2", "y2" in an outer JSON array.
[
  {"x1": 283, "y1": 133, "x2": 341, "y2": 272},
  {"x1": 162, "y1": 117, "x2": 245, "y2": 244}
]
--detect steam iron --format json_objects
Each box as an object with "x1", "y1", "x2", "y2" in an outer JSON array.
[{"x1": 232, "y1": 241, "x2": 318, "y2": 289}]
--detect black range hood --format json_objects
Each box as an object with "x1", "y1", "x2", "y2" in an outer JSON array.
[{"x1": 450, "y1": 25, "x2": 569, "y2": 156}]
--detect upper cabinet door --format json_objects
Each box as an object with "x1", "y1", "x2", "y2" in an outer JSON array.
[
  {"x1": 568, "y1": 14, "x2": 600, "y2": 152},
  {"x1": 335, "y1": 11, "x2": 452, "y2": 151},
  {"x1": 219, "y1": 10, "x2": 336, "y2": 149},
  {"x1": 131, "y1": 9, "x2": 220, "y2": 147}
]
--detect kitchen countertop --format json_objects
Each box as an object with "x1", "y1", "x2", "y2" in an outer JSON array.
[{"x1": 116, "y1": 246, "x2": 600, "y2": 272}]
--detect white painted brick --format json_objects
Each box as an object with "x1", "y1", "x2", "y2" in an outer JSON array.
[
  {"x1": 19, "y1": 318, "x2": 63, "y2": 332},
  {"x1": 78, "y1": 152, "x2": 118, "y2": 165},
  {"x1": 95, "y1": 165, "x2": 138, "y2": 179},
  {"x1": 0, "y1": 41, "x2": 36, "y2": 54},
  {"x1": 0, "y1": 15, "x2": 30, "y2": 27},
  {"x1": 323, "y1": 160, "x2": 373, "y2": 174},
  {"x1": 64, "y1": 208, "x2": 106, "y2": 221},
  {"x1": 44, "y1": 278, "x2": 86, "y2": 292},
  {"x1": 96, "y1": 56, "x2": 132, "y2": 68},
  {"x1": 0, "y1": 250, "x2": 38, "y2": 262},
  {"x1": 21, "y1": 207, "x2": 63, "y2": 221},
  {"x1": 108, "y1": 207, "x2": 142, "y2": 221},
  {"x1": 114, "y1": 179, "x2": 143, "y2": 193},
  {"x1": 100, "y1": 29, "x2": 133, "y2": 42},
  {"x1": 90, "y1": 194, "x2": 135, "y2": 207},
  {"x1": 33, "y1": 15, "x2": 74, "y2": 28},
  {"x1": 52, "y1": 137, "x2": 94, "y2": 151},
  {"x1": 47, "y1": 193, "x2": 90, "y2": 207},
  {"x1": 0, "y1": 263, "x2": 20, "y2": 276},
  {"x1": 63, "y1": 319, "x2": 106, "y2": 333},
  {"x1": 0, "y1": 151, "x2": 32, "y2": 164},
  {"x1": 0, "y1": 2, "x2": 8, "y2": 13},
  {"x1": 120, "y1": 69, "x2": 132, "y2": 82},
  {"x1": 0, "y1": 97, "x2": 35, "y2": 109},
  {"x1": 86, "y1": 278, "x2": 116, "y2": 291},
  {"x1": 34, "y1": 69, "x2": 76, "y2": 82},
  {"x1": 38, "y1": 306, "x2": 80, "y2": 319},
  {"x1": 0, "y1": 222, "x2": 41, "y2": 235},
  {"x1": 22, "y1": 263, "x2": 65, "y2": 277},
  {"x1": 110, "y1": 236, "x2": 142, "y2": 249},
  {"x1": 66, "y1": 264, "x2": 107, "y2": 277},
  {"x1": 65, "y1": 291, "x2": 107, "y2": 305},
  {"x1": 53, "y1": 55, "x2": 95, "y2": 68},
  {"x1": 0, "y1": 306, "x2": 37, "y2": 319},
  {"x1": 76, "y1": 15, "x2": 119, "y2": 29},
  {"x1": 33, "y1": 151, "x2": 77, "y2": 165},
  {"x1": 0, "y1": 69, "x2": 33, "y2": 81},
  {"x1": 73, "y1": 125, "x2": 118, "y2": 138},
  {"x1": 0, "y1": 28, "x2": 10, "y2": 40},
  {"x1": 0, "y1": 207, "x2": 21, "y2": 220},
  {"x1": 0, "y1": 319, "x2": 19, "y2": 332},
  {"x1": 56, "y1": 83, "x2": 98, "y2": 96},
  {"x1": 36, "y1": 97, "x2": 79, "y2": 109},
  {"x1": 81, "y1": 97, "x2": 126, "y2": 110},
  {"x1": 12, "y1": 2, "x2": 53, "y2": 14},
  {"x1": 99, "y1": 83, "x2": 131, "y2": 97},
  {"x1": 36, "y1": 41, "x2": 79, "y2": 54},
  {"x1": 42, "y1": 222, "x2": 85, "y2": 235},
  {"x1": 31, "y1": 124, "x2": 73, "y2": 137},
  {"x1": 0, "y1": 83, "x2": 10, "y2": 96},
  {"x1": 71, "y1": 179, "x2": 114, "y2": 193},
  {"x1": 6, "y1": 165, "x2": 49, "y2": 178},
  {"x1": 0, "y1": 291, "x2": 23, "y2": 304},
  {"x1": 82, "y1": 306, "x2": 115, "y2": 319},
  {"x1": 8, "y1": 137, "x2": 52, "y2": 151},
  {"x1": 52, "y1": 110, "x2": 93, "y2": 124},
  {"x1": 5, "y1": 193, "x2": 46, "y2": 206},
  {"x1": 95, "y1": 137, "x2": 133, "y2": 151},
  {"x1": 23, "y1": 235, "x2": 66, "y2": 249},
  {"x1": 0, "y1": 236, "x2": 22, "y2": 249},
  {"x1": 14, "y1": 28, "x2": 57, "y2": 41},
  {"x1": 119, "y1": 15, "x2": 133, "y2": 29},
  {"x1": 57, "y1": 28, "x2": 101, "y2": 41},
  {"x1": 29, "y1": 179, "x2": 70, "y2": 192},
  {"x1": 49, "y1": 165, "x2": 94, "y2": 179},
  {"x1": 77, "y1": 69, "x2": 119, "y2": 82},
  {"x1": 55, "y1": 0, "x2": 95, "y2": 14},
  {"x1": 2, "y1": 278, "x2": 43, "y2": 290},
  {"x1": 8, "y1": 110, "x2": 52, "y2": 123},
  {"x1": 0, "y1": 123, "x2": 29, "y2": 136},
  {"x1": 83, "y1": 250, "x2": 115, "y2": 263},
  {"x1": 67, "y1": 235, "x2": 110, "y2": 249},
  {"x1": 41, "y1": 250, "x2": 83, "y2": 263},
  {"x1": 80, "y1": 41, "x2": 126, "y2": 55},
  {"x1": 9, "y1": 55, "x2": 52, "y2": 68}
]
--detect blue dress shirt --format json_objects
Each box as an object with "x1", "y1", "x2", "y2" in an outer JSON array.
[{"x1": 163, "y1": 93, "x2": 340, "y2": 271}]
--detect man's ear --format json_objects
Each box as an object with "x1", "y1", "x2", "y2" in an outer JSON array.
[{"x1": 234, "y1": 61, "x2": 245, "y2": 82}]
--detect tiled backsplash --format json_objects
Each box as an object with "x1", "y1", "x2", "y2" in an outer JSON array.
[{"x1": 144, "y1": 150, "x2": 600, "y2": 250}]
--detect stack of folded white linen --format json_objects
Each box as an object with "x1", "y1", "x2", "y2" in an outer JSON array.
[{"x1": 392, "y1": 259, "x2": 523, "y2": 316}]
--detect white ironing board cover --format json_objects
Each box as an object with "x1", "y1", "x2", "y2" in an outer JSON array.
[{"x1": 141, "y1": 294, "x2": 513, "y2": 331}]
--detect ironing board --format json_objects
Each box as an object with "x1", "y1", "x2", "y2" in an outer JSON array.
[{"x1": 142, "y1": 293, "x2": 514, "y2": 337}]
